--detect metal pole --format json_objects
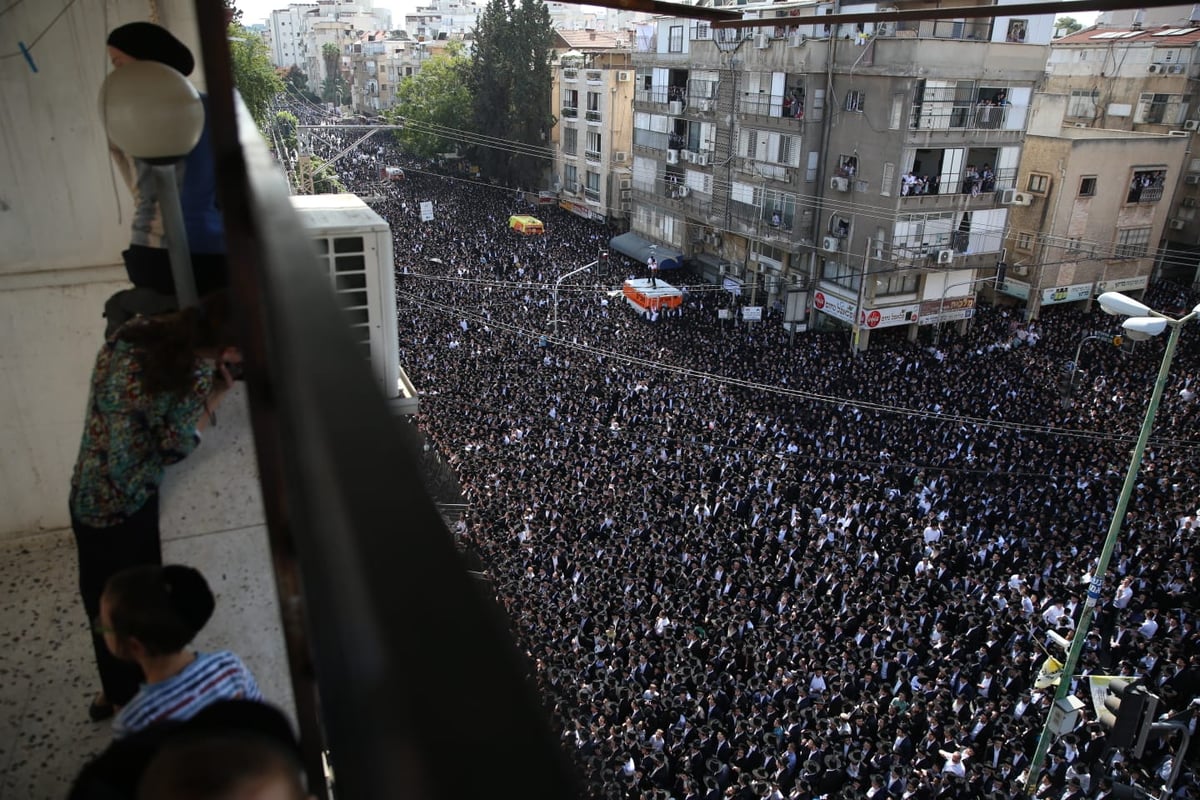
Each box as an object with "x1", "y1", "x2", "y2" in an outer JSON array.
[
  {"x1": 934, "y1": 275, "x2": 994, "y2": 347},
  {"x1": 851, "y1": 237, "x2": 870, "y2": 354},
  {"x1": 552, "y1": 261, "x2": 596, "y2": 334},
  {"x1": 151, "y1": 164, "x2": 200, "y2": 309},
  {"x1": 1023, "y1": 311, "x2": 1192, "y2": 796}
]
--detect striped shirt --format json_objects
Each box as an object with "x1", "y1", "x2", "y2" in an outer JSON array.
[{"x1": 113, "y1": 651, "x2": 262, "y2": 739}]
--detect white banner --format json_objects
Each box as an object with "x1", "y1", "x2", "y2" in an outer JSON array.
[
  {"x1": 1042, "y1": 283, "x2": 1093, "y2": 306},
  {"x1": 743, "y1": 306, "x2": 763, "y2": 321},
  {"x1": 859, "y1": 304, "x2": 919, "y2": 329},
  {"x1": 420, "y1": 201, "x2": 435, "y2": 222},
  {"x1": 813, "y1": 290, "x2": 855, "y2": 324}
]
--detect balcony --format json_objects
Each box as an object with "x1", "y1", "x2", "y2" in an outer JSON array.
[
  {"x1": 586, "y1": 70, "x2": 602, "y2": 83},
  {"x1": 584, "y1": 187, "x2": 601, "y2": 201},
  {"x1": 739, "y1": 92, "x2": 806, "y2": 121},
  {"x1": 586, "y1": 110, "x2": 602, "y2": 124},
  {"x1": 561, "y1": 105, "x2": 578, "y2": 119},
  {"x1": 563, "y1": 67, "x2": 578, "y2": 81},
  {"x1": 585, "y1": 149, "x2": 602, "y2": 164}
]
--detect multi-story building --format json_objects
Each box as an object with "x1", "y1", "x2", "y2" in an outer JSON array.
[
  {"x1": 1043, "y1": 20, "x2": 1200, "y2": 283},
  {"x1": 268, "y1": 4, "x2": 320, "y2": 70},
  {"x1": 628, "y1": 2, "x2": 1055, "y2": 348},
  {"x1": 347, "y1": 32, "x2": 430, "y2": 112},
  {"x1": 552, "y1": 31, "x2": 635, "y2": 224},
  {"x1": 404, "y1": 0, "x2": 483, "y2": 42}
]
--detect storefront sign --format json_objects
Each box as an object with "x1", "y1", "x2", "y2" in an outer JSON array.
[
  {"x1": 1041, "y1": 283, "x2": 1093, "y2": 306},
  {"x1": 559, "y1": 200, "x2": 602, "y2": 222},
  {"x1": 997, "y1": 279, "x2": 1031, "y2": 300},
  {"x1": 859, "y1": 304, "x2": 919, "y2": 329},
  {"x1": 1096, "y1": 276, "x2": 1149, "y2": 294},
  {"x1": 813, "y1": 289, "x2": 855, "y2": 324},
  {"x1": 918, "y1": 296, "x2": 976, "y2": 326}
]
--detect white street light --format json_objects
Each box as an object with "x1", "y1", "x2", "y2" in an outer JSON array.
[
  {"x1": 1097, "y1": 291, "x2": 1152, "y2": 318},
  {"x1": 1122, "y1": 317, "x2": 1168, "y2": 339}
]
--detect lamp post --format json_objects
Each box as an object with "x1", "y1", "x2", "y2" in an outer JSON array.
[
  {"x1": 1023, "y1": 291, "x2": 1200, "y2": 797},
  {"x1": 552, "y1": 261, "x2": 597, "y2": 334}
]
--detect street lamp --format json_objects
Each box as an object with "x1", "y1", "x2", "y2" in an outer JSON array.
[
  {"x1": 1023, "y1": 291, "x2": 1200, "y2": 796},
  {"x1": 551, "y1": 261, "x2": 597, "y2": 334}
]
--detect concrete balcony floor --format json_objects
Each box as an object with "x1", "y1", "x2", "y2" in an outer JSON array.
[{"x1": 0, "y1": 388, "x2": 295, "y2": 799}]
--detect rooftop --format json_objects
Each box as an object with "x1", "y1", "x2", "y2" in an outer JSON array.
[{"x1": 1054, "y1": 23, "x2": 1200, "y2": 46}]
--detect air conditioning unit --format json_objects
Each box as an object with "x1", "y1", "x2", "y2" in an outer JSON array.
[
  {"x1": 698, "y1": 99, "x2": 713, "y2": 112},
  {"x1": 1073, "y1": 122, "x2": 1088, "y2": 128},
  {"x1": 1171, "y1": 64, "x2": 1185, "y2": 74},
  {"x1": 669, "y1": 100, "x2": 684, "y2": 115},
  {"x1": 291, "y1": 194, "x2": 412, "y2": 413},
  {"x1": 667, "y1": 149, "x2": 679, "y2": 165},
  {"x1": 613, "y1": 151, "x2": 629, "y2": 164},
  {"x1": 998, "y1": 188, "x2": 1017, "y2": 205},
  {"x1": 830, "y1": 176, "x2": 849, "y2": 191},
  {"x1": 822, "y1": 235, "x2": 840, "y2": 252},
  {"x1": 678, "y1": 186, "x2": 691, "y2": 198},
  {"x1": 1149, "y1": 64, "x2": 1161, "y2": 73},
  {"x1": 1187, "y1": 174, "x2": 1200, "y2": 185},
  {"x1": 1186, "y1": 120, "x2": 1199, "y2": 130},
  {"x1": 617, "y1": 70, "x2": 631, "y2": 82},
  {"x1": 936, "y1": 249, "x2": 954, "y2": 264},
  {"x1": 1011, "y1": 191, "x2": 1034, "y2": 205},
  {"x1": 755, "y1": 33, "x2": 769, "y2": 49},
  {"x1": 695, "y1": 151, "x2": 711, "y2": 166},
  {"x1": 789, "y1": 32, "x2": 806, "y2": 47},
  {"x1": 1170, "y1": 218, "x2": 1187, "y2": 229}
]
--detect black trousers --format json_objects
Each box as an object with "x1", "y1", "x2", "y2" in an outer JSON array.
[
  {"x1": 123, "y1": 244, "x2": 229, "y2": 298},
  {"x1": 71, "y1": 495, "x2": 162, "y2": 706}
]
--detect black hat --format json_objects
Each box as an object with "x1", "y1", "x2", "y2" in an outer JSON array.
[{"x1": 106, "y1": 22, "x2": 195, "y2": 76}]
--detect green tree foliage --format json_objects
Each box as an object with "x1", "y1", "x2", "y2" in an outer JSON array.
[
  {"x1": 228, "y1": 21, "x2": 283, "y2": 130},
  {"x1": 301, "y1": 154, "x2": 346, "y2": 194},
  {"x1": 320, "y1": 43, "x2": 350, "y2": 106},
  {"x1": 283, "y1": 66, "x2": 320, "y2": 103},
  {"x1": 384, "y1": 42, "x2": 471, "y2": 158},
  {"x1": 272, "y1": 110, "x2": 299, "y2": 154},
  {"x1": 469, "y1": 0, "x2": 555, "y2": 188},
  {"x1": 1055, "y1": 16, "x2": 1084, "y2": 34}
]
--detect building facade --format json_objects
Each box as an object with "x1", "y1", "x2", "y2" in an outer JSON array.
[{"x1": 629, "y1": 1, "x2": 1054, "y2": 348}]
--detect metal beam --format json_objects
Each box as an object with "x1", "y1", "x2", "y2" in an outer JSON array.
[{"x1": 711, "y1": 0, "x2": 1191, "y2": 28}]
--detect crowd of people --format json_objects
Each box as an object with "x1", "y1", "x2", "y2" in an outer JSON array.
[{"x1": 290, "y1": 114, "x2": 1200, "y2": 800}]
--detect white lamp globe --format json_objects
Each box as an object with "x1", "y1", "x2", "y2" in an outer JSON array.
[{"x1": 100, "y1": 61, "x2": 204, "y2": 162}]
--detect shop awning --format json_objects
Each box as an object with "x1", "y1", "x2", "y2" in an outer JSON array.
[{"x1": 609, "y1": 233, "x2": 684, "y2": 270}]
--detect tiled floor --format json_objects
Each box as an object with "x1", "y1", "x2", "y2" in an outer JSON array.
[{"x1": 0, "y1": 389, "x2": 294, "y2": 799}]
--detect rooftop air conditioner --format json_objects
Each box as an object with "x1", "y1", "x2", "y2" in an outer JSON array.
[
  {"x1": 617, "y1": 70, "x2": 631, "y2": 82},
  {"x1": 1170, "y1": 218, "x2": 1187, "y2": 229},
  {"x1": 1011, "y1": 191, "x2": 1034, "y2": 205},
  {"x1": 755, "y1": 33, "x2": 769, "y2": 48},
  {"x1": 1186, "y1": 120, "x2": 1199, "y2": 130},
  {"x1": 998, "y1": 188, "x2": 1017, "y2": 204},
  {"x1": 667, "y1": 149, "x2": 680, "y2": 165},
  {"x1": 830, "y1": 176, "x2": 849, "y2": 191},
  {"x1": 822, "y1": 235, "x2": 840, "y2": 252},
  {"x1": 936, "y1": 249, "x2": 954, "y2": 264}
]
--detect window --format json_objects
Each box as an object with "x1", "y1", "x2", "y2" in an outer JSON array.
[
  {"x1": 586, "y1": 131, "x2": 602, "y2": 159},
  {"x1": 1067, "y1": 90, "x2": 1099, "y2": 119},
  {"x1": 563, "y1": 127, "x2": 578, "y2": 156},
  {"x1": 1115, "y1": 227, "x2": 1151, "y2": 258},
  {"x1": 1027, "y1": 173, "x2": 1050, "y2": 193},
  {"x1": 845, "y1": 90, "x2": 866, "y2": 112},
  {"x1": 669, "y1": 25, "x2": 684, "y2": 52},
  {"x1": 1006, "y1": 19, "x2": 1028, "y2": 42},
  {"x1": 1079, "y1": 176, "x2": 1096, "y2": 197},
  {"x1": 881, "y1": 162, "x2": 895, "y2": 196},
  {"x1": 587, "y1": 92, "x2": 601, "y2": 112},
  {"x1": 1127, "y1": 169, "x2": 1166, "y2": 203},
  {"x1": 830, "y1": 214, "x2": 851, "y2": 238},
  {"x1": 875, "y1": 272, "x2": 919, "y2": 296},
  {"x1": 564, "y1": 164, "x2": 578, "y2": 190},
  {"x1": 1015, "y1": 231, "x2": 1034, "y2": 252},
  {"x1": 822, "y1": 259, "x2": 861, "y2": 292},
  {"x1": 838, "y1": 155, "x2": 859, "y2": 178},
  {"x1": 1135, "y1": 92, "x2": 1190, "y2": 124}
]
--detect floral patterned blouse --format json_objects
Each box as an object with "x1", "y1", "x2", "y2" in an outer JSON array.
[{"x1": 69, "y1": 321, "x2": 214, "y2": 528}]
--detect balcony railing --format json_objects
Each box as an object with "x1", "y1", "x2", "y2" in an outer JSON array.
[
  {"x1": 909, "y1": 102, "x2": 1024, "y2": 131},
  {"x1": 898, "y1": 168, "x2": 1017, "y2": 197},
  {"x1": 584, "y1": 187, "x2": 601, "y2": 201},
  {"x1": 561, "y1": 105, "x2": 578, "y2": 119},
  {"x1": 1129, "y1": 184, "x2": 1165, "y2": 204},
  {"x1": 585, "y1": 149, "x2": 602, "y2": 163},
  {"x1": 740, "y1": 92, "x2": 806, "y2": 120},
  {"x1": 586, "y1": 70, "x2": 602, "y2": 83},
  {"x1": 635, "y1": 88, "x2": 670, "y2": 105},
  {"x1": 585, "y1": 110, "x2": 602, "y2": 123},
  {"x1": 563, "y1": 67, "x2": 578, "y2": 80}
]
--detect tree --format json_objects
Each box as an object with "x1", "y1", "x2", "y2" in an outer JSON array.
[
  {"x1": 283, "y1": 66, "x2": 320, "y2": 104},
  {"x1": 1055, "y1": 16, "x2": 1084, "y2": 34},
  {"x1": 384, "y1": 42, "x2": 472, "y2": 158},
  {"x1": 272, "y1": 109, "x2": 299, "y2": 155},
  {"x1": 320, "y1": 43, "x2": 350, "y2": 107},
  {"x1": 298, "y1": 154, "x2": 346, "y2": 194},
  {"x1": 469, "y1": 0, "x2": 555, "y2": 188},
  {"x1": 228, "y1": 21, "x2": 283, "y2": 130}
]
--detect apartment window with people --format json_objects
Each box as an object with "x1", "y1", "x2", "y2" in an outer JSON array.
[
  {"x1": 1115, "y1": 227, "x2": 1151, "y2": 259},
  {"x1": 1127, "y1": 168, "x2": 1166, "y2": 203}
]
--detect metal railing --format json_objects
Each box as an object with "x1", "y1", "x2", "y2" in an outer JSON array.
[
  {"x1": 562, "y1": 68, "x2": 578, "y2": 81},
  {"x1": 584, "y1": 149, "x2": 602, "y2": 163},
  {"x1": 909, "y1": 103, "x2": 1023, "y2": 131},
  {"x1": 195, "y1": 3, "x2": 581, "y2": 799},
  {"x1": 585, "y1": 110, "x2": 602, "y2": 123},
  {"x1": 898, "y1": 167, "x2": 1017, "y2": 197},
  {"x1": 740, "y1": 92, "x2": 806, "y2": 120},
  {"x1": 584, "y1": 187, "x2": 600, "y2": 201},
  {"x1": 560, "y1": 105, "x2": 578, "y2": 119}
]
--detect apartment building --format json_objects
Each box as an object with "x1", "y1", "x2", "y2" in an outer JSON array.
[
  {"x1": 268, "y1": 4, "x2": 320, "y2": 70},
  {"x1": 403, "y1": 0, "x2": 483, "y2": 42},
  {"x1": 1043, "y1": 19, "x2": 1200, "y2": 282},
  {"x1": 347, "y1": 32, "x2": 429, "y2": 112},
  {"x1": 629, "y1": 1, "x2": 1054, "y2": 348},
  {"x1": 552, "y1": 30, "x2": 635, "y2": 224}
]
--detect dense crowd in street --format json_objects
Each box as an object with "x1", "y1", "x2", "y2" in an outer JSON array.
[{"x1": 295, "y1": 107, "x2": 1200, "y2": 800}]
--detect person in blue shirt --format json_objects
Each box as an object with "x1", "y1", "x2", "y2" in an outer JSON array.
[{"x1": 94, "y1": 563, "x2": 263, "y2": 739}]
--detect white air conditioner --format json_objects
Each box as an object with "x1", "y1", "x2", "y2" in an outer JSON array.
[
  {"x1": 1149, "y1": 64, "x2": 1161, "y2": 73},
  {"x1": 1171, "y1": 64, "x2": 1185, "y2": 74},
  {"x1": 613, "y1": 151, "x2": 629, "y2": 164},
  {"x1": 698, "y1": 99, "x2": 713, "y2": 112},
  {"x1": 1170, "y1": 218, "x2": 1187, "y2": 229},
  {"x1": 998, "y1": 188, "x2": 1017, "y2": 205},
  {"x1": 291, "y1": 194, "x2": 413, "y2": 414},
  {"x1": 669, "y1": 100, "x2": 684, "y2": 115},
  {"x1": 695, "y1": 152, "x2": 711, "y2": 166},
  {"x1": 936, "y1": 249, "x2": 954, "y2": 264},
  {"x1": 830, "y1": 176, "x2": 849, "y2": 191},
  {"x1": 1186, "y1": 120, "x2": 1199, "y2": 130},
  {"x1": 678, "y1": 186, "x2": 691, "y2": 198},
  {"x1": 789, "y1": 32, "x2": 806, "y2": 47},
  {"x1": 617, "y1": 71, "x2": 631, "y2": 82},
  {"x1": 755, "y1": 33, "x2": 769, "y2": 49},
  {"x1": 1187, "y1": 174, "x2": 1200, "y2": 185},
  {"x1": 1011, "y1": 191, "x2": 1034, "y2": 205},
  {"x1": 667, "y1": 149, "x2": 679, "y2": 165},
  {"x1": 822, "y1": 235, "x2": 840, "y2": 252}
]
